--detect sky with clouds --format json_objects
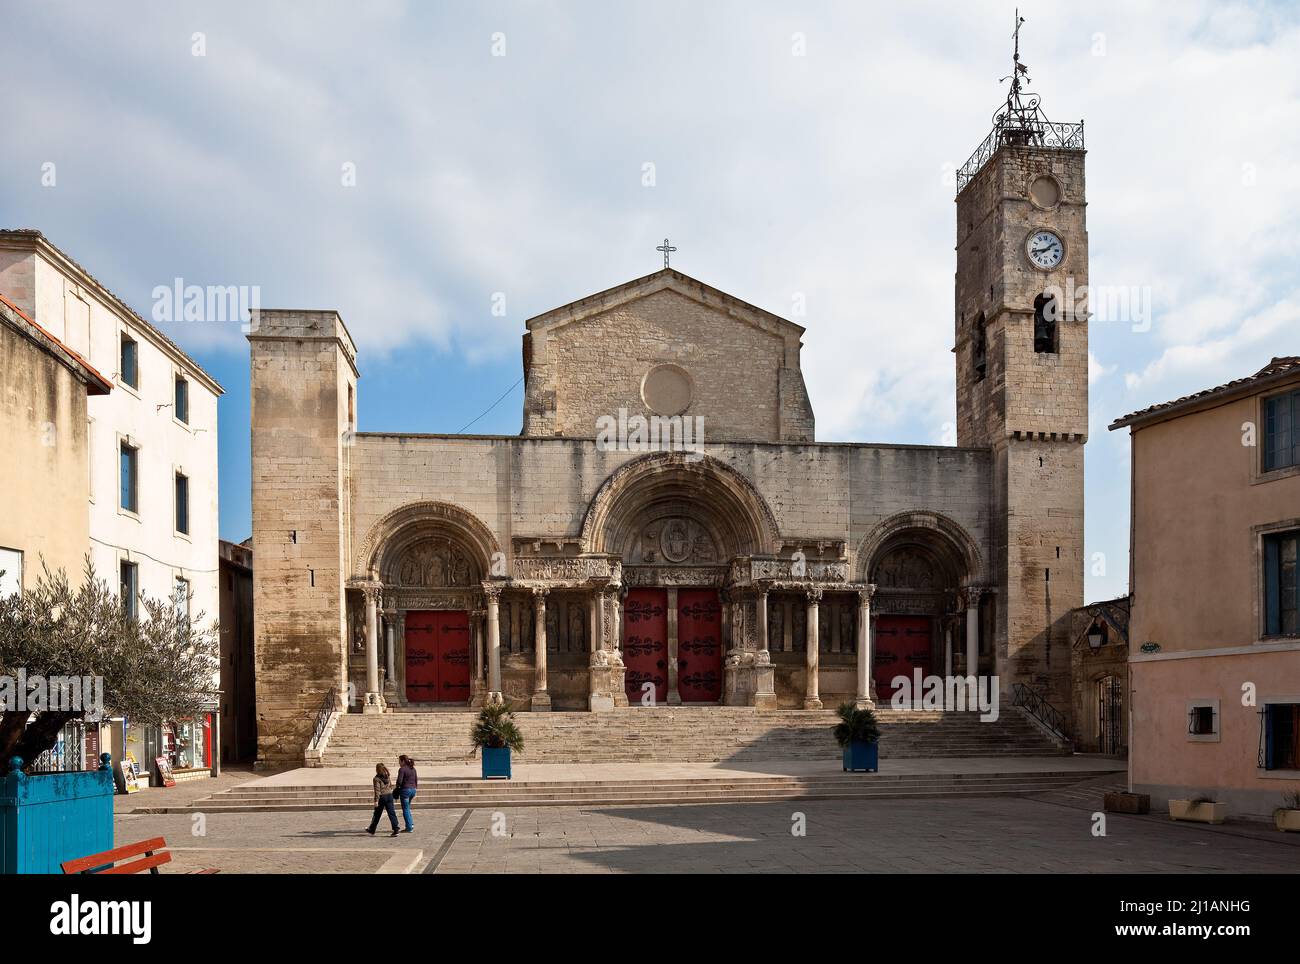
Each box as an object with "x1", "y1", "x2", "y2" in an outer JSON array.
[{"x1": 3, "y1": 0, "x2": 1297, "y2": 601}]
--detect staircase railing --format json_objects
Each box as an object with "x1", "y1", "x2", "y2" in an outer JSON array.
[
  {"x1": 308, "y1": 686, "x2": 338, "y2": 752},
  {"x1": 1010, "y1": 682, "x2": 1069, "y2": 744}
]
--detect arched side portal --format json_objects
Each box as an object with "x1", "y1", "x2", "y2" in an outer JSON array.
[
  {"x1": 855, "y1": 511, "x2": 986, "y2": 700},
  {"x1": 352, "y1": 501, "x2": 501, "y2": 708}
]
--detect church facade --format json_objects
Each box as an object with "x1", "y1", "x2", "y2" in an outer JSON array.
[{"x1": 248, "y1": 104, "x2": 1089, "y2": 765}]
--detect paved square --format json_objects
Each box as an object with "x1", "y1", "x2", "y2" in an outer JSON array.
[{"x1": 116, "y1": 790, "x2": 1300, "y2": 874}]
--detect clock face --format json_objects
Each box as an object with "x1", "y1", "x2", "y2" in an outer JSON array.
[{"x1": 1027, "y1": 230, "x2": 1064, "y2": 270}]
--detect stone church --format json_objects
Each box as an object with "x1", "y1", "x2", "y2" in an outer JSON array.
[{"x1": 248, "y1": 79, "x2": 1088, "y2": 765}]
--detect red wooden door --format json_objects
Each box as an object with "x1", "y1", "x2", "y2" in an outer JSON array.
[
  {"x1": 678, "y1": 589, "x2": 722, "y2": 703},
  {"x1": 405, "y1": 611, "x2": 439, "y2": 702},
  {"x1": 623, "y1": 589, "x2": 668, "y2": 705},
  {"x1": 435, "y1": 611, "x2": 471, "y2": 702},
  {"x1": 873, "y1": 615, "x2": 932, "y2": 700},
  {"x1": 405, "y1": 611, "x2": 471, "y2": 703}
]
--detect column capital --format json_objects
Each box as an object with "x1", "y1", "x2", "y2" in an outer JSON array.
[
  {"x1": 805, "y1": 586, "x2": 824, "y2": 602},
  {"x1": 361, "y1": 582, "x2": 383, "y2": 604},
  {"x1": 482, "y1": 582, "x2": 504, "y2": 603},
  {"x1": 858, "y1": 583, "x2": 877, "y2": 605},
  {"x1": 961, "y1": 585, "x2": 986, "y2": 609},
  {"x1": 531, "y1": 586, "x2": 550, "y2": 601}
]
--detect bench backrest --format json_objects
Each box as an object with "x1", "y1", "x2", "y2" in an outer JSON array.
[{"x1": 61, "y1": 837, "x2": 173, "y2": 875}]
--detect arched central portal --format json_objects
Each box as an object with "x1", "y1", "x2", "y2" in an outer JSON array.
[{"x1": 581, "y1": 453, "x2": 777, "y2": 706}]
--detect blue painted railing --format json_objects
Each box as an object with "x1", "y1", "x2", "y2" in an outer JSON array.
[{"x1": 0, "y1": 752, "x2": 115, "y2": 874}]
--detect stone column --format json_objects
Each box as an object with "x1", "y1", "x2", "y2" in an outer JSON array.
[
  {"x1": 804, "y1": 587, "x2": 823, "y2": 710},
  {"x1": 384, "y1": 617, "x2": 396, "y2": 684},
  {"x1": 363, "y1": 586, "x2": 383, "y2": 713},
  {"x1": 856, "y1": 585, "x2": 876, "y2": 709},
  {"x1": 469, "y1": 609, "x2": 486, "y2": 707},
  {"x1": 666, "y1": 587, "x2": 682, "y2": 705},
  {"x1": 485, "y1": 585, "x2": 503, "y2": 703},
  {"x1": 754, "y1": 588, "x2": 777, "y2": 709},
  {"x1": 531, "y1": 588, "x2": 550, "y2": 710},
  {"x1": 944, "y1": 616, "x2": 954, "y2": 678},
  {"x1": 964, "y1": 587, "x2": 983, "y2": 680},
  {"x1": 587, "y1": 586, "x2": 624, "y2": 711}
]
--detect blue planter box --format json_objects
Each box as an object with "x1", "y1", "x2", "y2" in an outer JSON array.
[
  {"x1": 1, "y1": 753, "x2": 115, "y2": 874},
  {"x1": 842, "y1": 740, "x2": 879, "y2": 773},
  {"x1": 482, "y1": 746, "x2": 512, "y2": 780}
]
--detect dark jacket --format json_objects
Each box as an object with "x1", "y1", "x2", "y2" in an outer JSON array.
[{"x1": 396, "y1": 764, "x2": 418, "y2": 792}]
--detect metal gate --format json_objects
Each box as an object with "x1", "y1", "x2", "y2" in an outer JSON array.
[{"x1": 1097, "y1": 675, "x2": 1123, "y2": 755}]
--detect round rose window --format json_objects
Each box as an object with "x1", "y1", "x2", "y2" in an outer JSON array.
[{"x1": 641, "y1": 364, "x2": 693, "y2": 416}]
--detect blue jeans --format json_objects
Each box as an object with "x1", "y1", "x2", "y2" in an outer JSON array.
[
  {"x1": 398, "y1": 788, "x2": 416, "y2": 830},
  {"x1": 369, "y1": 794, "x2": 399, "y2": 833}
]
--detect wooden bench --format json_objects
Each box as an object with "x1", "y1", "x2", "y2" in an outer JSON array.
[{"x1": 61, "y1": 836, "x2": 218, "y2": 875}]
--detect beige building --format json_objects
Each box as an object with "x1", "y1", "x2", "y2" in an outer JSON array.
[
  {"x1": 0, "y1": 293, "x2": 113, "y2": 595},
  {"x1": 1111, "y1": 356, "x2": 1300, "y2": 816},
  {"x1": 248, "y1": 82, "x2": 1091, "y2": 765}
]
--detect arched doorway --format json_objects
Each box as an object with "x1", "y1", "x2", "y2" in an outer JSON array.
[
  {"x1": 859, "y1": 512, "x2": 981, "y2": 702},
  {"x1": 356, "y1": 501, "x2": 499, "y2": 707},
  {"x1": 582, "y1": 453, "x2": 778, "y2": 706}
]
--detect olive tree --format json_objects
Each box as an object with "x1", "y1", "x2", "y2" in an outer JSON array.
[{"x1": 0, "y1": 559, "x2": 218, "y2": 774}]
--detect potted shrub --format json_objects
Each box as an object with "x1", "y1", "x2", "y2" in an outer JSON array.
[
  {"x1": 1168, "y1": 793, "x2": 1227, "y2": 825},
  {"x1": 1274, "y1": 791, "x2": 1300, "y2": 833},
  {"x1": 471, "y1": 701, "x2": 523, "y2": 780},
  {"x1": 834, "y1": 702, "x2": 880, "y2": 773}
]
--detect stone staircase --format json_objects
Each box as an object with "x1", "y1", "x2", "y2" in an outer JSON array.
[
  {"x1": 320, "y1": 706, "x2": 1067, "y2": 767},
  {"x1": 144, "y1": 768, "x2": 1116, "y2": 815}
]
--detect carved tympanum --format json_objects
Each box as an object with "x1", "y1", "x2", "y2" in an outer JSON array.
[{"x1": 391, "y1": 538, "x2": 476, "y2": 587}]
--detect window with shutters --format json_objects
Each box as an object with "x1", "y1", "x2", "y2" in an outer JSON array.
[
  {"x1": 1263, "y1": 529, "x2": 1298, "y2": 638},
  {"x1": 1260, "y1": 702, "x2": 1300, "y2": 771},
  {"x1": 1263, "y1": 389, "x2": 1300, "y2": 472}
]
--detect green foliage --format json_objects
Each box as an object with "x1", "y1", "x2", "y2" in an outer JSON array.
[
  {"x1": 470, "y1": 700, "x2": 524, "y2": 753},
  {"x1": 0, "y1": 558, "x2": 218, "y2": 771},
  {"x1": 832, "y1": 701, "x2": 880, "y2": 748}
]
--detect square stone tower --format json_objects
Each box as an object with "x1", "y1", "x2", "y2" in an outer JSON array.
[
  {"x1": 953, "y1": 49, "x2": 1087, "y2": 716},
  {"x1": 247, "y1": 309, "x2": 357, "y2": 765}
]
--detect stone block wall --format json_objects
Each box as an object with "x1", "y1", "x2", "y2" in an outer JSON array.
[{"x1": 248, "y1": 310, "x2": 357, "y2": 765}]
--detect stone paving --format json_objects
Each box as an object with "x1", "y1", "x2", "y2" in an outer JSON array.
[{"x1": 114, "y1": 787, "x2": 1300, "y2": 874}]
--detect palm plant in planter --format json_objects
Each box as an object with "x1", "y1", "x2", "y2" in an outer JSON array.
[
  {"x1": 834, "y1": 702, "x2": 880, "y2": 773},
  {"x1": 471, "y1": 701, "x2": 523, "y2": 780}
]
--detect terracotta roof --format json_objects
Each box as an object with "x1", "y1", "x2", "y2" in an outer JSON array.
[
  {"x1": 0, "y1": 291, "x2": 114, "y2": 395},
  {"x1": 0, "y1": 229, "x2": 224, "y2": 395},
  {"x1": 1109, "y1": 356, "x2": 1300, "y2": 431}
]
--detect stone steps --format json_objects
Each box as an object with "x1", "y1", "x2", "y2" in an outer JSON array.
[
  {"x1": 319, "y1": 707, "x2": 1064, "y2": 766},
  {"x1": 142, "y1": 769, "x2": 1113, "y2": 814}
]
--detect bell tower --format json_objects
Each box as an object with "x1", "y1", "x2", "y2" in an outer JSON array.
[{"x1": 954, "y1": 13, "x2": 1087, "y2": 715}]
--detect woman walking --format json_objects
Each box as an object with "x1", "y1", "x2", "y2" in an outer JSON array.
[
  {"x1": 366, "y1": 762, "x2": 400, "y2": 837},
  {"x1": 396, "y1": 754, "x2": 418, "y2": 833}
]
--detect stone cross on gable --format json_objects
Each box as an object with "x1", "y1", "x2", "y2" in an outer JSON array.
[{"x1": 656, "y1": 238, "x2": 677, "y2": 268}]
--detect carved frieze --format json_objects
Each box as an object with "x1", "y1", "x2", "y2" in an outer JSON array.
[
  {"x1": 511, "y1": 556, "x2": 618, "y2": 584},
  {"x1": 623, "y1": 565, "x2": 726, "y2": 587},
  {"x1": 736, "y1": 558, "x2": 850, "y2": 586}
]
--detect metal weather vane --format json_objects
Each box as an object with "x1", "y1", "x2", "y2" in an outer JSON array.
[
  {"x1": 993, "y1": 9, "x2": 1048, "y2": 143},
  {"x1": 656, "y1": 238, "x2": 677, "y2": 268}
]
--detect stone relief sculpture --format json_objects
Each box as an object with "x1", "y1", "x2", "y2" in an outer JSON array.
[
  {"x1": 392, "y1": 538, "x2": 476, "y2": 587},
  {"x1": 874, "y1": 547, "x2": 940, "y2": 589},
  {"x1": 637, "y1": 517, "x2": 717, "y2": 565}
]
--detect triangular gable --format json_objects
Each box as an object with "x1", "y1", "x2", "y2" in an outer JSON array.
[{"x1": 524, "y1": 268, "x2": 805, "y2": 341}]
